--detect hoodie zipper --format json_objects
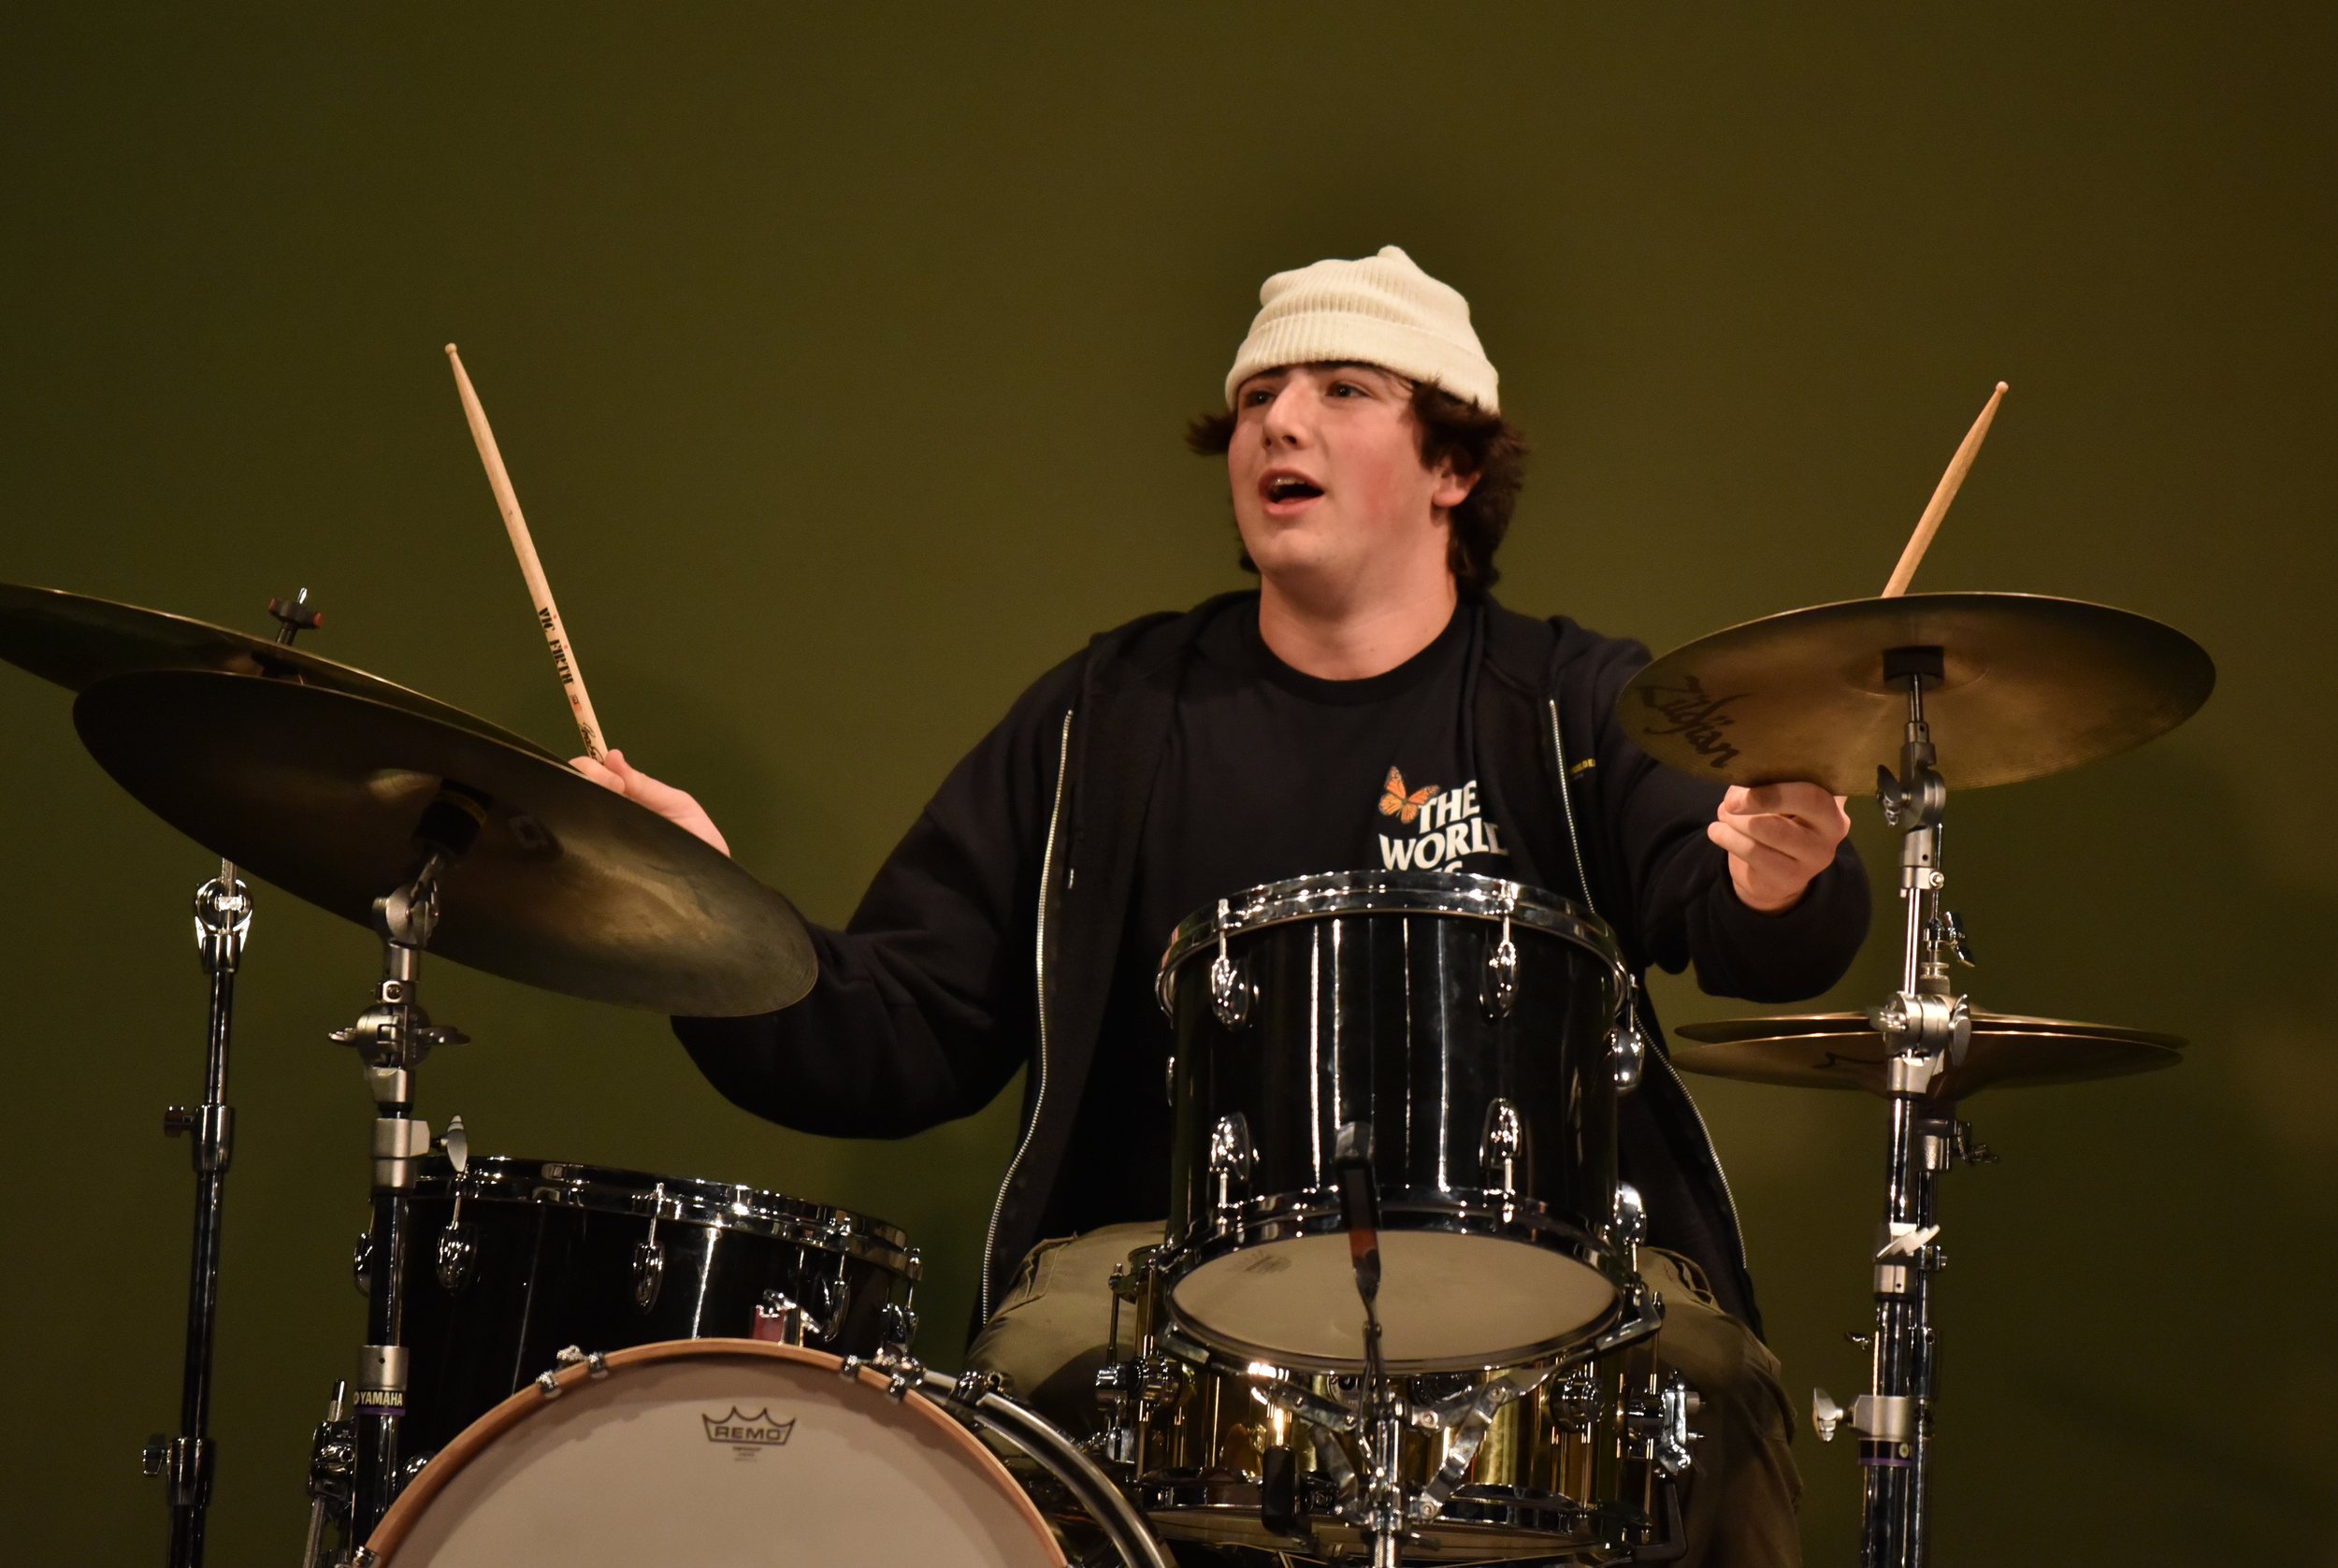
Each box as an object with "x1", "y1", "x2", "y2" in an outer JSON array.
[
  {"x1": 1545, "y1": 698, "x2": 1749, "y2": 1279},
  {"x1": 979, "y1": 709, "x2": 1075, "y2": 1320}
]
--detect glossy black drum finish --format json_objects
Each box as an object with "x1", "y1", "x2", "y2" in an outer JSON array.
[
  {"x1": 393, "y1": 1158, "x2": 920, "y2": 1460},
  {"x1": 1158, "y1": 871, "x2": 1632, "y2": 1373}
]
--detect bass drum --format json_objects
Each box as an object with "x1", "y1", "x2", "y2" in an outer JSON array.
[{"x1": 365, "y1": 1340, "x2": 1172, "y2": 1568}]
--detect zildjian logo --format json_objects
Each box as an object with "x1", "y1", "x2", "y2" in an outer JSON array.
[
  {"x1": 1634, "y1": 675, "x2": 1746, "y2": 770},
  {"x1": 702, "y1": 1406, "x2": 797, "y2": 1446}
]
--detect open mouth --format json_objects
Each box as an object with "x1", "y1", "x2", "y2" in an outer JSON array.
[{"x1": 1263, "y1": 475, "x2": 1324, "y2": 504}]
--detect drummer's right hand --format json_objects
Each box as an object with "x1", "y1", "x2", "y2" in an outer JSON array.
[{"x1": 572, "y1": 749, "x2": 731, "y2": 856}]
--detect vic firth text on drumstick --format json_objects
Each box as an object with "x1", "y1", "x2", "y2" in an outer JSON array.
[{"x1": 444, "y1": 343, "x2": 608, "y2": 761}]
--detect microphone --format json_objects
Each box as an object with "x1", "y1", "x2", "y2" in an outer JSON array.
[{"x1": 1332, "y1": 1120, "x2": 1380, "y2": 1304}]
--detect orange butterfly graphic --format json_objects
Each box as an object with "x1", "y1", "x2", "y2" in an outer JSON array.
[{"x1": 1378, "y1": 767, "x2": 1437, "y2": 825}]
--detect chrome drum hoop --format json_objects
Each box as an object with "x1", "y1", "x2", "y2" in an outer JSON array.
[
  {"x1": 1159, "y1": 1191, "x2": 1641, "y2": 1374},
  {"x1": 410, "y1": 1155, "x2": 920, "y2": 1279},
  {"x1": 1156, "y1": 869, "x2": 1626, "y2": 1015}
]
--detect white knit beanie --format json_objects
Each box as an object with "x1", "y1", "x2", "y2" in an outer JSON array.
[{"x1": 1222, "y1": 245, "x2": 1499, "y2": 413}]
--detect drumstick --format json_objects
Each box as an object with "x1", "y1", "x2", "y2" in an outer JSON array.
[
  {"x1": 444, "y1": 344, "x2": 608, "y2": 761},
  {"x1": 1882, "y1": 381, "x2": 2009, "y2": 599}
]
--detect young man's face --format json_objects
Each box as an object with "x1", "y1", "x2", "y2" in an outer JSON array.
[{"x1": 1226, "y1": 363, "x2": 1474, "y2": 598}]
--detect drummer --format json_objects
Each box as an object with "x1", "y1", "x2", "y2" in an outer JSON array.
[{"x1": 583, "y1": 245, "x2": 1867, "y2": 1565}]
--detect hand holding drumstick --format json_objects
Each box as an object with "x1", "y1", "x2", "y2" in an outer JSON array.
[
  {"x1": 1703, "y1": 381, "x2": 2006, "y2": 911},
  {"x1": 572, "y1": 749, "x2": 731, "y2": 856},
  {"x1": 445, "y1": 343, "x2": 729, "y2": 852}
]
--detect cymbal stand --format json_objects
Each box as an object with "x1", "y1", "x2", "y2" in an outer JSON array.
[
  {"x1": 141, "y1": 590, "x2": 321, "y2": 1568},
  {"x1": 327, "y1": 841, "x2": 469, "y2": 1547},
  {"x1": 139, "y1": 870, "x2": 252, "y2": 1568},
  {"x1": 1815, "y1": 647, "x2": 1976, "y2": 1568}
]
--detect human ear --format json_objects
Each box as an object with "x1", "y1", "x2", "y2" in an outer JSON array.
[{"x1": 1430, "y1": 460, "x2": 1479, "y2": 511}]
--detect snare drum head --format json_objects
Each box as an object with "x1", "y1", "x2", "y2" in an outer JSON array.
[
  {"x1": 369, "y1": 1341, "x2": 1064, "y2": 1567},
  {"x1": 1171, "y1": 1230, "x2": 1617, "y2": 1370}
]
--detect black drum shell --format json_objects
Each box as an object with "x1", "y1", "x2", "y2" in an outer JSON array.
[
  {"x1": 1160, "y1": 873, "x2": 1628, "y2": 1368},
  {"x1": 394, "y1": 1158, "x2": 918, "y2": 1460}
]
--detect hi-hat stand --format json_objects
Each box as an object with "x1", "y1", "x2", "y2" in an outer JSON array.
[
  {"x1": 140, "y1": 590, "x2": 322, "y2": 1568},
  {"x1": 1813, "y1": 648, "x2": 1995, "y2": 1568}
]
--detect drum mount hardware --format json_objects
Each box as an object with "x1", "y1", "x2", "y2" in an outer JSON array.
[{"x1": 328, "y1": 838, "x2": 472, "y2": 1543}]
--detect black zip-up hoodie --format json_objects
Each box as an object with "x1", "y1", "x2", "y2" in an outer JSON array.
[{"x1": 676, "y1": 594, "x2": 1869, "y2": 1337}]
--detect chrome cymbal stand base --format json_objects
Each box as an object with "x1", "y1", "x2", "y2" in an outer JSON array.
[
  {"x1": 325, "y1": 848, "x2": 469, "y2": 1550},
  {"x1": 141, "y1": 868, "x2": 253, "y2": 1568}
]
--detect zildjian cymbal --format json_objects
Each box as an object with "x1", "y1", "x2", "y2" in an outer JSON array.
[
  {"x1": 1619, "y1": 592, "x2": 2214, "y2": 794},
  {"x1": 73, "y1": 669, "x2": 814, "y2": 1017},
  {"x1": 0, "y1": 582, "x2": 552, "y2": 755},
  {"x1": 1670, "y1": 1013, "x2": 2185, "y2": 1100}
]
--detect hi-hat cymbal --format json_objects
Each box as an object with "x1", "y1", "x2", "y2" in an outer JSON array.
[
  {"x1": 1620, "y1": 592, "x2": 2214, "y2": 793},
  {"x1": 1670, "y1": 1013, "x2": 2184, "y2": 1100},
  {"x1": 0, "y1": 582, "x2": 552, "y2": 755},
  {"x1": 73, "y1": 669, "x2": 813, "y2": 1016}
]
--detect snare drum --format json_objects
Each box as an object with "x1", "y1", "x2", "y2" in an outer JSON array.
[
  {"x1": 1097, "y1": 1249, "x2": 1675, "y2": 1563},
  {"x1": 395, "y1": 1157, "x2": 920, "y2": 1460},
  {"x1": 1156, "y1": 870, "x2": 1635, "y2": 1372},
  {"x1": 367, "y1": 1340, "x2": 1164, "y2": 1567}
]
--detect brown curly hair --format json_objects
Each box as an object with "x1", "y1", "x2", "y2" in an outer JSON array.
[{"x1": 1186, "y1": 378, "x2": 1529, "y2": 593}]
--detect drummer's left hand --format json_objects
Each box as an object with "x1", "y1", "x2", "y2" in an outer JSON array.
[{"x1": 1707, "y1": 783, "x2": 1851, "y2": 913}]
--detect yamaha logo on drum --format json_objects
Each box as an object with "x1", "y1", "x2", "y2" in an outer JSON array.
[{"x1": 702, "y1": 1405, "x2": 797, "y2": 1446}]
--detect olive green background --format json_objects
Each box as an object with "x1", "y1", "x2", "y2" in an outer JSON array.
[{"x1": 4, "y1": 5, "x2": 2331, "y2": 1563}]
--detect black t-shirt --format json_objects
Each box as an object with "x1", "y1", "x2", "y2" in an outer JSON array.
[{"x1": 1038, "y1": 597, "x2": 1516, "y2": 1240}]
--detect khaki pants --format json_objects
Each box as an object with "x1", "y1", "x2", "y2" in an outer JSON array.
[{"x1": 970, "y1": 1223, "x2": 1802, "y2": 1568}]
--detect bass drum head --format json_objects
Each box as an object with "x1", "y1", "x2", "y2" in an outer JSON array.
[{"x1": 368, "y1": 1340, "x2": 1064, "y2": 1567}]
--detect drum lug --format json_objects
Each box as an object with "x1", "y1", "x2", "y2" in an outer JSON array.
[
  {"x1": 630, "y1": 1182, "x2": 669, "y2": 1312},
  {"x1": 1609, "y1": 1014, "x2": 1649, "y2": 1092},
  {"x1": 1480, "y1": 915, "x2": 1520, "y2": 1018},
  {"x1": 434, "y1": 1218, "x2": 476, "y2": 1292},
  {"x1": 1208, "y1": 953, "x2": 1252, "y2": 1029},
  {"x1": 300, "y1": 1382, "x2": 354, "y2": 1568},
  {"x1": 880, "y1": 1300, "x2": 919, "y2": 1354},
  {"x1": 1611, "y1": 1180, "x2": 1647, "y2": 1261},
  {"x1": 1479, "y1": 1099, "x2": 1524, "y2": 1193},
  {"x1": 433, "y1": 1116, "x2": 478, "y2": 1291},
  {"x1": 757, "y1": 1274, "x2": 851, "y2": 1345},
  {"x1": 629, "y1": 1239, "x2": 666, "y2": 1312},
  {"x1": 1207, "y1": 1114, "x2": 1256, "y2": 1211},
  {"x1": 1207, "y1": 899, "x2": 1252, "y2": 1029}
]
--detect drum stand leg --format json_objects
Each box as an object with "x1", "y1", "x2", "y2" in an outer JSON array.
[
  {"x1": 327, "y1": 846, "x2": 468, "y2": 1546},
  {"x1": 141, "y1": 866, "x2": 253, "y2": 1568},
  {"x1": 1817, "y1": 657, "x2": 1982, "y2": 1568}
]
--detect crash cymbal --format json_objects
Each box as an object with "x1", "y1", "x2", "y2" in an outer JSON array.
[
  {"x1": 73, "y1": 669, "x2": 813, "y2": 1016},
  {"x1": 0, "y1": 583, "x2": 553, "y2": 755},
  {"x1": 1670, "y1": 1012, "x2": 2184, "y2": 1100},
  {"x1": 1620, "y1": 592, "x2": 2214, "y2": 793}
]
